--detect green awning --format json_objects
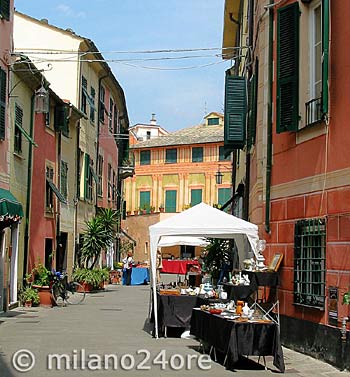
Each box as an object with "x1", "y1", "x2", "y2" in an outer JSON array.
[
  {"x1": 47, "y1": 179, "x2": 67, "y2": 204},
  {"x1": 0, "y1": 188, "x2": 24, "y2": 218}
]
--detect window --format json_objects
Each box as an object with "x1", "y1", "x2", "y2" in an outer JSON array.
[
  {"x1": 109, "y1": 98, "x2": 114, "y2": 133},
  {"x1": 97, "y1": 154, "x2": 103, "y2": 196},
  {"x1": 146, "y1": 131, "x2": 151, "y2": 140},
  {"x1": 294, "y1": 218, "x2": 326, "y2": 309},
  {"x1": 14, "y1": 104, "x2": 23, "y2": 154},
  {"x1": 46, "y1": 166, "x2": 54, "y2": 210},
  {"x1": 218, "y1": 188, "x2": 231, "y2": 207},
  {"x1": 190, "y1": 189, "x2": 202, "y2": 206},
  {"x1": 165, "y1": 148, "x2": 177, "y2": 164},
  {"x1": 140, "y1": 150, "x2": 151, "y2": 165},
  {"x1": 112, "y1": 170, "x2": 116, "y2": 203},
  {"x1": 276, "y1": 3, "x2": 299, "y2": 133},
  {"x1": 107, "y1": 163, "x2": 112, "y2": 200},
  {"x1": 99, "y1": 86, "x2": 105, "y2": 122},
  {"x1": 181, "y1": 245, "x2": 195, "y2": 259},
  {"x1": 84, "y1": 154, "x2": 93, "y2": 201},
  {"x1": 192, "y1": 147, "x2": 203, "y2": 162},
  {"x1": 140, "y1": 191, "x2": 151, "y2": 212},
  {"x1": 0, "y1": 0, "x2": 10, "y2": 20},
  {"x1": 165, "y1": 190, "x2": 177, "y2": 213},
  {"x1": 306, "y1": 1, "x2": 322, "y2": 126},
  {"x1": 113, "y1": 105, "x2": 119, "y2": 135},
  {"x1": 81, "y1": 76, "x2": 87, "y2": 114},
  {"x1": 90, "y1": 87, "x2": 95, "y2": 123},
  {"x1": 60, "y1": 161, "x2": 68, "y2": 200},
  {"x1": 208, "y1": 117, "x2": 219, "y2": 125},
  {"x1": 0, "y1": 68, "x2": 6, "y2": 140},
  {"x1": 219, "y1": 146, "x2": 230, "y2": 161}
]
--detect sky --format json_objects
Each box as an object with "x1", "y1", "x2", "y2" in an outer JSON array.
[{"x1": 14, "y1": 0, "x2": 232, "y2": 132}]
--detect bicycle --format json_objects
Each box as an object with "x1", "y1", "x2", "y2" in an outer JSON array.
[{"x1": 51, "y1": 272, "x2": 86, "y2": 305}]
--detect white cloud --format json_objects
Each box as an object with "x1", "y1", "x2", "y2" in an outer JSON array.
[{"x1": 56, "y1": 4, "x2": 86, "y2": 18}]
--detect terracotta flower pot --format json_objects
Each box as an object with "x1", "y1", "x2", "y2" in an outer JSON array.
[
  {"x1": 33, "y1": 285, "x2": 53, "y2": 307},
  {"x1": 25, "y1": 300, "x2": 32, "y2": 308},
  {"x1": 77, "y1": 282, "x2": 93, "y2": 292}
]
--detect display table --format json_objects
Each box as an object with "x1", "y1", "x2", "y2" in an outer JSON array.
[
  {"x1": 161, "y1": 259, "x2": 200, "y2": 274},
  {"x1": 122, "y1": 267, "x2": 149, "y2": 285},
  {"x1": 151, "y1": 293, "x2": 226, "y2": 336},
  {"x1": 190, "y1": 308, "x2": 285, "y2": 373}
]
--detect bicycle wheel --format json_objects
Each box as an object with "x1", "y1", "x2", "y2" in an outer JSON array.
[
  {"x1": 51, "y1": 284, "x2": 64, "y2": 306},
  {"x1": 65, "y1": 282, "x2": 85, "y2": 305}
]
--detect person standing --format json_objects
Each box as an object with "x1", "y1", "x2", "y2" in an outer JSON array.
[
  {"x1": 123, "y1": 251, "x2": 134, "y2": 286},
  {"x1": 156, "y1": 249, "x2": 163, "y2": 284}
]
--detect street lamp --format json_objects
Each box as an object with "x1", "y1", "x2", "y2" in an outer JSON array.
[
  {"x1": 34, "y1": 84, "x2": 49, "y2": 113},
  {"x1": 215, "y1": 167, "x2": 223, "y2": 184}
]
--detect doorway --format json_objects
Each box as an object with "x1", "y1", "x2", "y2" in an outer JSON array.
[{"x1": 56, "y1": 232, "x2": 67, "y2": 272}]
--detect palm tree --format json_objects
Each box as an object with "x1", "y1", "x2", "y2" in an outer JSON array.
[{"x1": 80, "y1": 208, "x2": 119, "y2": 269}]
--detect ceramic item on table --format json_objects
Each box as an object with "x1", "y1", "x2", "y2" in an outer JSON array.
[
  {"x1": 236, "y1": 300, "x2": 244, "y2": 315},
  {"x1": 220, "y1": 291, "x2": 227, "y2": 300},
  {"x1": 242, "y1": 302, "x2": 250, "y2": 317}
]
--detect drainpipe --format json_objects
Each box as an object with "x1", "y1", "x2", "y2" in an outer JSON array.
[
  {"x1": 341, "y1": 317, "x2": 349, "y2": 371},
  {"x1": 73, "y1": 121, "x2": 80, "y2": 268},
  {"x1": 23, "y1": 95, "x2": 35, "y2": 280},
  {"x1": 265, "y1": 1, "x2": 274, "y2": 233}
]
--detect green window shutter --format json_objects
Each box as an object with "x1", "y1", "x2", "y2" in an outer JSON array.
[
  {"x1": 224, "y1": 73, "x2": 247, "y2": 150},
  {"x1": 192, "y1": 147, "x2": 203, "y2": 162},
  {"x1": 140, "y1": 150, "x2": 151, "y2": 165},
  {"x1": 247, "y1": 60, "x2": 259, "y2": 149},
  {"x1": 218, "y1": 188, "x2": 231, "y2": 207},
  {"x1": 84, "y1": 153, "x2": 90, "y2": 199},
  {"x1": 0, "y1": 68, "x2": 6, "y2": 140},
  {"x1": 0, "y1": 0, "x2": 10, "y2": 20},
  {"x1": 321, "y1": 0, "x2": 329, "y2": 115},
  {"x1": 54, "y1": 105, "x2": 69, "y2": 136},
  {"x1": 140, "y1": 191, "x2": 151, "y2": 211},
  {"x1": 165, "y1": 148, "x2": 177, "y2": 163},
  {"x1": 190, "y1": 189, "x2": 202, "y2": 207},
  {"x1": 219, "y1": 146, "x2": 230, "y2": 161},
  {"x1": 165, "y1": 190, "x2": 177, "y2": 213},
  {"x1": 277, "y1": 2, "x2": 300, "y2": 133},
  {"x1": 60, "y1": 161, "x2": 68, "y2": 200}
]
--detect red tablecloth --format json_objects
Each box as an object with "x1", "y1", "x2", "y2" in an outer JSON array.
[{"x1": 161, "y1": 260, "x2": 200, "y2": 274}]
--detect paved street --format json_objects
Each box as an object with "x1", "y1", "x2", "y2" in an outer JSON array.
[{"x1": 0, "y1": 283, "x2": 347, "y2": 377}]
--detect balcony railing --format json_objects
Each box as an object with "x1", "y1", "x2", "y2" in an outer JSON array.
[{"x1": 305, "y1": 97, "x2": 322, "y2": 127}]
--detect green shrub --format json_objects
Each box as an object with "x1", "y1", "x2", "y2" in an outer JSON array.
[{"x1": 19, "y1": 287, "x2": 40, "y2": 305}]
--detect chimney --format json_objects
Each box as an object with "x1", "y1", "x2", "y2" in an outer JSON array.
[
  {"x1": 40, "y1": 18, "x2": 49, "y2": 24},
  {"x1": 150, "y1": 113, "x2": 156, "y2": 125}
]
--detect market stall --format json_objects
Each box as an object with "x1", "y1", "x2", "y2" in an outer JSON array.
[
  {"x1": 149, "y1": 202, "x2": 259, "y2": 338},
  {"x1": 190, "y1": 308, "x2": 285, "y2": 372}
]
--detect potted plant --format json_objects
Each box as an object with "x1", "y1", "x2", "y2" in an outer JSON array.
[
  {"x1": 72, "y1": 268, "x2": 99, "y2": 292},
  {"x1": 19, "y1": 287, "x2": 40, "y2": 307},
  {"x1": 142, "y1": 204, "x2": 148, "y2": 215},
  {"x1": 99, "y1": 268, "x2": 111, "y2": 289},
  {"x1": 150, "y1": 206, "x2": 155, "y2": 213},
  {"x1": 30, "y1": 263, "x2": 54, "y2": 307},
  {"x1": 159, "y1": 204, "x2": 164, "y2": 213}
]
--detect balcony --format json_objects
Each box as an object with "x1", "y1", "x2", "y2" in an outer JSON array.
[{"x1": 305, "y1": 97, "x2": 323, "y2": 127}]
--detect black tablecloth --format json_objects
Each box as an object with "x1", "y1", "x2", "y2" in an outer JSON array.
[
  {"x1": 222, "y1": 283, "x2": 255, "y2": 301},
  {"x1": 190, "y1": 308, "x2": 285, "y2": 373},
  {"x1": 243, "y1": 271, "x2": 279, "y2": 289},
  {"x1": 152, "y1": 294, "x2": 227, "y2": 335}
]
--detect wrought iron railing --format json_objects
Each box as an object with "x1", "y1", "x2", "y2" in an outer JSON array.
[{"x1": 305, "y1": 97, "x2": 322, "y2": 127}]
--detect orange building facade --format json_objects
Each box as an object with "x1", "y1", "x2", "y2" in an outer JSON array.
[{"x1": 122, "y1": 113, "x2": 233, "y2": 262}]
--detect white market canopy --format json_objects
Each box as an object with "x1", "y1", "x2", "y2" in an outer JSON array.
[
  {"x1": 158, "y1": 235, "x2": 209, "y2": 247},
  {"x1": 149, "y1": 202, "x2": 259, "y2": 338}
]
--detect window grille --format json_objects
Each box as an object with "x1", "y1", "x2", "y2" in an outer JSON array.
[{"x1": 294, "y1": 218, "x2": 326, "y2": 309}]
